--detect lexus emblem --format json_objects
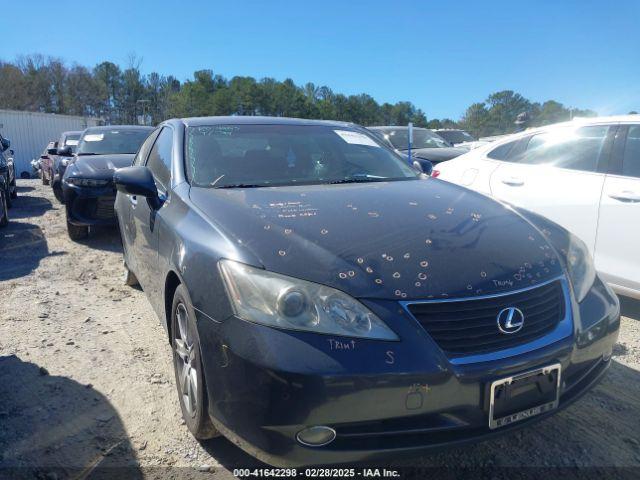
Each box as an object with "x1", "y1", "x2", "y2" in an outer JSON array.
[{"x1": 497, "y1": 307, "x2": 525, "y2": 334}]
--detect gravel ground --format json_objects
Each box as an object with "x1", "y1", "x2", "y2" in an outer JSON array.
[{"x1": 1, "y1": 179, "x2": 639, "y2": 479}]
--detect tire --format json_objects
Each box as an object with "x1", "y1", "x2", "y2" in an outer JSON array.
[
  {"x1": 171, "y1": 284, "x2": 219, "y2": 440},
  {"x1": 66, "y1": 214, "x2": 89, "y2": 241},
  {"x1": 10, "y1": 179, "x2": 17, "y2": 199},
  {"x1": 52, "y1": 183, "x2": 64, "y2": 203},
  {"x1": 123, "y1": 260, "x2": 139, "y2": 287},
  {"x1": 4, "y1": 187, "x2": 12, "y2": 208},
  {"x1": 0, "y1": 190, "x2": 8, "y2": 228}
]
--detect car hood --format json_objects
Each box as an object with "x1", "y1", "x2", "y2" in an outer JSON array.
[
  {"x1": 189, "y1": 180, "x2": 564, "y2": 300},
  {"x1": 409, "y1": 147, "x2": 468, "y2": 163},
  {"x1": 67, "y1": 154, "x2": 134, "y2": 180}
]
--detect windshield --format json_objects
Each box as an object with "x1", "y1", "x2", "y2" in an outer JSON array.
[
  {"x1": 186, "y1": 124, "x2": 419, "y2": 188},
  {"x1": 77, "y1": 129, "x2": 150, "y2": 155},
  {"x1": 377, "y1": 128, "x2": 451, "y2": 150},
  {"x1": 436, "y1": 130, "x2": 475, "y2": 144},
  {"x1": 64, "y1": 133, "x2": 81, "y2": 153}
]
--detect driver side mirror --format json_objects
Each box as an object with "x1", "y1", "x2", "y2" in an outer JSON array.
[
  {"x1": 57, "y1": 146, "x2": 73, "y2": 157},
  {"x1": 0, "y1": 138, "x2": 9, "y2": 152},
  {"x1": 114, "y1": 166, "x2": 162, "y2": 209},
  {"x1": 412, "y1": 159, "x2": 433, "y2": 176}
]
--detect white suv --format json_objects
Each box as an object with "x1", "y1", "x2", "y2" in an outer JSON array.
[{"x1": 435, "y1": 115, "x2": 640, "y2": 299}]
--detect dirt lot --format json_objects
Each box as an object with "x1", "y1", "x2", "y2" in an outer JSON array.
[{"x1": 1, "y1": 180, "x2": 640, "y2": 479}]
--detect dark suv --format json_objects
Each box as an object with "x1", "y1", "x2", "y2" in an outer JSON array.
[{"x1": 0, "y1": 134, "x2": 17, "y2": 207}]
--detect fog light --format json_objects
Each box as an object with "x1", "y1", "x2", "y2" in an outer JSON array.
[{"x1": 296, "y1": 426, "x2": 336, "y2": 447}]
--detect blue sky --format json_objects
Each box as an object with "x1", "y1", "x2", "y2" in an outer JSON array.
[{"x1": 2, "y1": 0, "x2": 639, "y2": 119}]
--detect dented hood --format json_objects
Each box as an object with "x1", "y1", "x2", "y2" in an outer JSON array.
[{"x1": 189, "y1": 179, "x2": 564, "y2": 300}]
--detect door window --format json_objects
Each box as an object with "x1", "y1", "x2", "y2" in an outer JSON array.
[
  {"x1": 145, "y1": 127, "x2": 173, "y2": 190},
  {"x1": 515, "y1": 125, "x2": 608, "y2": 173},
  {"x1": 133, "y1": 128, "x2": 160, "y2": 166},
  {"x1": 622, "y1": 125, "x2": 640, "y2": 178}
]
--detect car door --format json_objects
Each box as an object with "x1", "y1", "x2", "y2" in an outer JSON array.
[
  {"x1": 489, "y1": 124, "x2": 614, "y2": 255},
  {"x1": 118, "y1": 128, "x2": 161, "y2": 273},
  {"x1": 594, "y1": 124, "x2": 640, "y2": 295},
  {"x1": 130, "y1": 126, "x2": 173, "y2": 298}
]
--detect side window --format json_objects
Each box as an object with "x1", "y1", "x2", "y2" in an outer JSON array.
[
  {"x1": 515, "y1": 125, "x2": 609, "y2": 173},
  {"x1": 622, "y1": 125, "x2": 640, "y2": 178},
  {"x1": 133, "y1": 128, "x2": 160, "y2": 166},
  {"x1": 487, "y1": 140, "x2": 518, "y2": 160},
  {"x1": 146, "y1": 127, "x2": 173, "y2": 190}
]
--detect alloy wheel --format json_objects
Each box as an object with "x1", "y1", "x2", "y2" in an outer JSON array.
[{"x1": 174, "y1": 303, "x2": 198, "y2": 418}]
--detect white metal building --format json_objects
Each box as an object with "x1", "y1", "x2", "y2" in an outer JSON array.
[{"x1": 0, "y1": 109, "x2": 100, "y2": 176}]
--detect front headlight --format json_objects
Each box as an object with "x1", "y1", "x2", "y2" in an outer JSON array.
[
  {"x1": 565, "y1": 234, "x2": 596, "y2": 302},
  {"x1": 66, "y1": 177, "x2": 109, "y2": 187},
  {"x1": 219, "y1": 260, "x2": 399, "y2": 340}
]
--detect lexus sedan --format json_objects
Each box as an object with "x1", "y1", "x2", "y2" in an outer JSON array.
[
  {"x1": 114, "y1": 116, "x2": 619, "y2": 467},
  {"x1": 368, "y1": 126, "x2": 468, "y2": 166},
  {"x1": 435, "y1": 115, "x2": 640, "y2": 299},
  {"x1": 62, "y1": 125, "x2": 153, "y2": 240}
]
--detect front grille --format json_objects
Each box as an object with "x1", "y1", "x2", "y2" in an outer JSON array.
[
  {"x1": 94, "y1": 196, "x2": 116, "y2": 219},
  {"x1": 407, "y1": 280, "x2": 565, "y2": 357}
]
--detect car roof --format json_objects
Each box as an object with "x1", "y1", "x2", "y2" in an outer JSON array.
[
  {"x1": 368, "y1": 126, "x2": 429, "y2": 131},
  {"x1": 176, "y1": 116, "x2": 355, "y2": 128},
  {"x1": 84, "y1": 125, "x2": 154, "y2": 132}
]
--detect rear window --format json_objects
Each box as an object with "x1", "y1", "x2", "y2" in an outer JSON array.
[
  {"x1": 487, "y1": 140, "x2": 518, "y2": 160},
  {"x1": 186, "y1": 124, "x2": 418, "y2": 188}
]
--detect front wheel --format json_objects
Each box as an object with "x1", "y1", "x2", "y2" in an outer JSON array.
[
  {"x1": 0, "y1": 190, "x2": 8, "y2": 227},
  {"x1": 171, "y1": 284, "x2": 219, "y2": 440},
  {"x1": 66, "y1": 212, "x2": 89, "y2": 241}
]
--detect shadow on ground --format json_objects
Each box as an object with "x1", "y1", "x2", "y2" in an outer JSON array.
[
  {"x1": 15, "y1": 185, "x2": 35, "y2": 193},
  {"x1": 0, "y1": 222, "x2": 65, "y2": 281},
  {"x1": 619, "y1": 295, "x2": 640, "y2": 321},
  {"x1": 0, "y1": 355, "x2": 142, "y2": 479},
  {"x1": 78, "y1": 226, "x2": 123, "y2": 253},
  {"x1": 8, "y1": 194, "x2": 53, "y2": 220}
]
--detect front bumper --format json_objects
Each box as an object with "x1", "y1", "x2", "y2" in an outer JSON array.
[
  {"x1": 196, "y1": 277, "x2": 620, "y2": 467},
  {"x1": 62, "y1": 181, "x2": 117, "y2": 226}
]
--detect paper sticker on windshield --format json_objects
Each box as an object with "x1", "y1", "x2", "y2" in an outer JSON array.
[
  {"x1": 83, "y1": 134, "x2": 104, "y2": 142},
  {"x1": 334, "y1": 130, "x2": 380, "y2": 147}
]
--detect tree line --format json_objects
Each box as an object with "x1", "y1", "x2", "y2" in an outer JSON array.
[{"x1": 0, "y1": 54, "x2": 601, "y2": 138}]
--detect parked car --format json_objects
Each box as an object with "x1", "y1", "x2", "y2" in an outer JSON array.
[
  {"x1": 113, "y1": 116, "x2": 619, "y2": 467},
  {"x1": 51, "y1": 130, "x2": 82, "y2": 202},
  {"x1": 40, "y1": 141, "x2": 58, "y2": 186},
  {"x1": 0, "y1": 173, "x2": 8, "y2": 227},
  {"x1": 435, "y1": 115, "x2": 640, "y2": 299},
  {"x1": 62, "y1": 125, "x2": 153, "y2": 240},
  {"x1": 368, "y1": 126, "x2": 468, "y2": 166},
  {"x1": 0, "y1": 134, "x2": 17, "y2": 207},
  {"x1": 433, "y1": 128, "x2": 476, "y2": 146}
]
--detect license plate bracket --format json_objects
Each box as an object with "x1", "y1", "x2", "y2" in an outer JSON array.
[{"x1": 489, "y1": 363, "x2": 561, "y2": 429}]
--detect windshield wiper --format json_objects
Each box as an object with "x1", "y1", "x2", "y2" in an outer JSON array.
[
  {"x1": 329, "y1": 175, "x2": 389, "y2": 185},
  {"x1": 214, "y1": 183, "x2": 264, "y2": 189}
]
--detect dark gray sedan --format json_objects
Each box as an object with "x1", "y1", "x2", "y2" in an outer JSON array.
[{"x1": 113, "y1": 116, "x2": 619, "y2": 467}]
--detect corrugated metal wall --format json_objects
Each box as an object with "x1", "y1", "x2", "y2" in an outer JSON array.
[{"x1": 0, "y1": 109, "x2": 100, "y2": 176}]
